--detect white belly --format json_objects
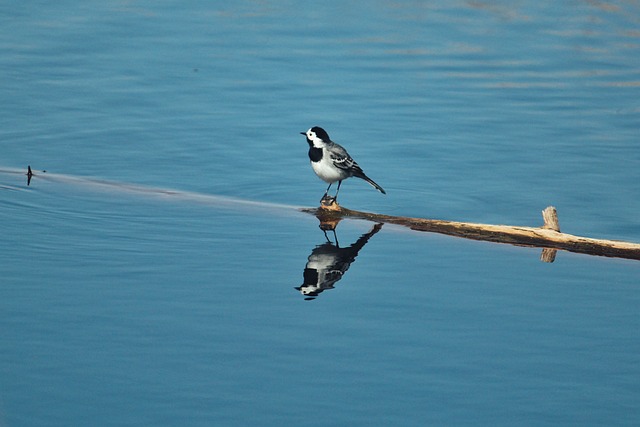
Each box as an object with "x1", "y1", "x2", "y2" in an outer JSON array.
[{"x1": 311, "y1": 160, "x2": 347, "y2": 183}]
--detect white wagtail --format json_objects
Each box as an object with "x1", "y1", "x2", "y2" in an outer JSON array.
[
  {"x1": 295, "y1": 223, "x2": 383, "y2": 300},
  {"x1": 301, "y1": 126, "x2": 386, "y2": 202}
]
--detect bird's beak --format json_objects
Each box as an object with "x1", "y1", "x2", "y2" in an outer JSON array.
[{"x1": 300, "y1": 131, "x2": 306, "y2": 135}]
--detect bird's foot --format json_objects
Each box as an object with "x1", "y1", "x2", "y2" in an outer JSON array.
[
  {"x1": 320, "y1": 194, "x2": 336, "y2": 205},
  {"x1": 319, "y1": 195, "x2": 340, "y2": 210}
]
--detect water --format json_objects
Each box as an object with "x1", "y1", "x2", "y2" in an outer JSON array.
[{"x1": 1, "y1": 1, "x2": 639, "y2": 425}]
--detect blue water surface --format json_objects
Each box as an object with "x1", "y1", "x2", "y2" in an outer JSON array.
[{"x1": 1, "y1": 1, "x2": 639, "y2": 426}]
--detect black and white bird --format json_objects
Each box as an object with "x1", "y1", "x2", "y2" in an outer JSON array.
[
  {"x1": 301, "y1": 126, "x2": 386, "y2": 203},
  {"x1": 295, "y1": 223, "x2": 383, "y2": 300}
]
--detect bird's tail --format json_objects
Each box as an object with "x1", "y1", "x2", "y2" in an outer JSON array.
[{"x1": 359, "y1": 174, "x2": 386, "y2": 194}]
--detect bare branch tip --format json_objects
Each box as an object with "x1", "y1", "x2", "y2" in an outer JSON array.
[{"x1": 541, "y1": 206, "x2": 560, "y2": 232}]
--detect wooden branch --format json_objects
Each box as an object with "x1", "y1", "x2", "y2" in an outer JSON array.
[
  {"x1": 541, "y1": 206, "x2": 560, "y2": 232},
  {"x1": 302, "y1": 203, "x2": 640, "y2": 262},
  {"x1": 8, "y1": 166, "x2": 638, "y2": 261}
]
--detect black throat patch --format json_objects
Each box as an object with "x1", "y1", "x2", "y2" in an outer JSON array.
[{"x1": 308, "y1": 146, "x2": 323, "y2": 163}]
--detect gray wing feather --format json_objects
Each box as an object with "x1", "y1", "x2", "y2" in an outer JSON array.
[
  {"x1": 327, "y1": 143, "x2": 360, "y2": 172},
  {"x1": 326, "y1": 141, "x2": 386, "y2": 194}
]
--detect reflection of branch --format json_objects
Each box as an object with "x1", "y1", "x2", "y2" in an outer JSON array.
[
  {"x1": 302, "y1": 205, "x2": 640, "y2": 261},
  {"x1": 540, "y1": 248, "x2": 557, "y2": 263}
]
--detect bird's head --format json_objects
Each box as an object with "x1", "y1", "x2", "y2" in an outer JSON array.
[{"x1": 301, "y1": 126, "x2": 331, "y2": 147}]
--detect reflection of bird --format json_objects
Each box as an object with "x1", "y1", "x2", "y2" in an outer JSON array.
[
  {"x1": 296, "y1": 223, "x2": 383, "y2": 300},
  {"x1": 301, "y1": 126, "x2": 385, "y2": 203}
]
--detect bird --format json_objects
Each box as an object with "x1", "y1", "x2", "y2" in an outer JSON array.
[
  {"x1": 295, "y1": 222, "x2": 383, "y2": 300},
  {"x1": 300, "y1": 126, "x2": 386, "y2": 203}
]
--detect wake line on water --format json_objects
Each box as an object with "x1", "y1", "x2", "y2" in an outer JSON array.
[
  {"x1": 0, "y1": 167, "x2": 305, "y2": 214},
  {"x1": 5, "y1": 167, "x2": 639, "y2": 261}
]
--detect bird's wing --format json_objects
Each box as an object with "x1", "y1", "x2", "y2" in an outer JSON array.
[{"x1": 328, "y1": 143, "x2": 359, "y2": 171}]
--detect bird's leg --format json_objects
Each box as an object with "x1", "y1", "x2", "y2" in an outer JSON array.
[
  {"x1": 321, "y1": 181, "x2": 341, "y2": 206},
  {"x1": 332, "y1": 181, "x2": 342, "y2": 202},
  {"x1": 332, "y1": 228, "x2": 339, "y2": 247},
  {"x1": 321, "y1": 183, "x2": 333, "y2": 203},
  {"x1": 320, "y1": 225, "x2": 339, "y2": 245}
]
